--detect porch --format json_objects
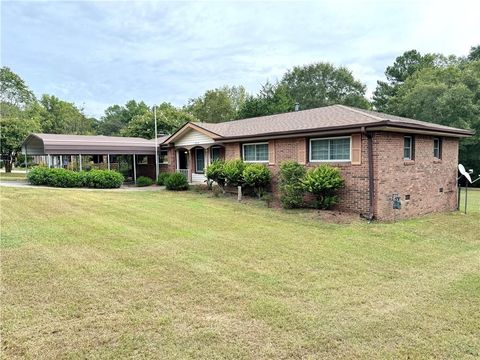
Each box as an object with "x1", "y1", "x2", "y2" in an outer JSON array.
[{"x1": 174, "y1": 145, "x2": 224, "y2": 184}]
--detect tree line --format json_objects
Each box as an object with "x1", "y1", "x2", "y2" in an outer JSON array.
[{"x1": 1, "y1": 45, "x2": 479, "y2": 173}]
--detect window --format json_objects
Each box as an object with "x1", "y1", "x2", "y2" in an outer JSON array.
[
  {"x1": 309, "y1": 137, "x2": 351, "y2": 162},
  {"x1": 404, "y1": 136, "x2": 413, "y2": 160},
  {"x1": 195, "y1": 148, "x2": 205, "y2": 173},
  {"x1": 159, "y1": 149, "x2": 168, "y2": 164},
  {"x1": 243, "y1": 143, "x2": 269, "y2": 162},
  {"x1": 433, "y1": 138, "x2": 442, "y2": 159},
  {"x1": 138, "y1": 155, "x2": 148, "y2": 165},
  {"x1": 210, "y1": 146, "x2": 222, "y2": 162}
]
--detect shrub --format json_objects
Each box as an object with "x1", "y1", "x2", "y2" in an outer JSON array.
[
  {"x1": 165, "y1": 172, "x2": 189, "y2": 191},
  {"x1": 136, "y1": 176, "x2": 153, "y2": 187},
  {"x1": 156, "y1": 172, "x2": 171, "y2": 186},
  {"x1": 242, "y1": 163, "x2": 271, "y2": 197},
  {"x1": 28, "y1": 167, "x2": 123, "y2": 189},
  {"x1": 84, "y1": 170, "x2": 124, "y2": 188},
  {"x1": 301, "y1": 164, "x2": 344, "y2": 209},
  {"x1": 223, "y1": 159, "x2": 246, "y2": 187},
  {"x1": 206, "y1": 160, "x2": 226, "y2": 190},
  {"x1": 279, "y1": 161, "x2": 306, "y2": 209},
  {"x1": 27, "y1": 166, "x2": 50, "y2": 185}
]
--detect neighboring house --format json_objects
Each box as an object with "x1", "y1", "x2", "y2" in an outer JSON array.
[{"x1": 160, "y1": 105, "x2": 473, "y2": 220}]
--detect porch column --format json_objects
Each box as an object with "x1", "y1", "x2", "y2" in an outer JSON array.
[
  {"x1": 24, "y1": 145, "x2": 28, "y2": 173},
  {"x1": 133, "y1": 154, "x2": 137, "y2": 184},
  {"x1": 107, "y1": 154, "x2": 110, "y2": 170},
  {"x1": 79, "y1": 154, "x2": 83, "y2": 171},
  {"x1": 47, "y1": 154, "x2": 51, "y2": 168},
  {"x1": 60, "y1": 155, "x2": 63, "y2": 169}
]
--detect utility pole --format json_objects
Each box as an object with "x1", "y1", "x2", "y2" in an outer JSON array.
[{"x1": 154, "y1": 105, "x2": 159, "y2": 181}]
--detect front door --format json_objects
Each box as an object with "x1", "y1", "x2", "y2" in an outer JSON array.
[
  {"x1": 178, "y1": 150, "x2": 188, "y2": 169},
  {"x1": 195, "y1": 148, "x2": 205, "y2": 173}
]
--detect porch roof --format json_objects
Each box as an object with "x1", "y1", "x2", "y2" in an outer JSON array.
[{"x1": 22, "y1": 133, "x2": 158, "y2": 155}]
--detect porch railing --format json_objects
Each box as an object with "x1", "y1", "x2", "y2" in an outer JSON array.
[{"x1": 176, "y1": 168, "x2": 190, "y2": 179}]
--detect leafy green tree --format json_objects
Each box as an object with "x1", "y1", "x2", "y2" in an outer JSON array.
[
  {"x1": 122, "y1": 102, "x2": 196, "y2": 139},
  {"x1": 186, "y1": 85, "x2": 246, "y2": 123},
  {"x1": 280, "y1": 62, "x2": 370, "y2": 110},
  {"x1": 98, "y1": 100, "x2": 150, "y2": 135},
  {"x1": 0, "y1": 67, "x2": 40, "y2": 172},
  {"x1": 373, "y1": 50, "x2": 445, "y2": 111},
  {"x1": 37, "y1": 94, "x2": 94, "y2": 134},
  {"x1": 468, "y1": 45, "x2": 480, "y2": 61},
  {"x1": 238, "y1": 81, "x2": 295, "y2": 119},
  {"x1": 0, "y1": 67, "x2": 35, "y2": 108}
]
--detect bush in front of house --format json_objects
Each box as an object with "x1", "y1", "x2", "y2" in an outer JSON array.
[
  {"x1": 156, "y1": 172, "x2": 171, "y2": 186},
  {"x1": 223, "y1": 159, "x2": 246, "y2": 187},
  {"x1": 279, "y1": 161, "x2": 307, "y2": 209},
  {"x1": 165, "y1": 172, "x2": 189, "y2": 191},
  {"x1": 301, "y1": 164, "x2": 344, "y2": 209},
  {"x1": 83, "y1": 169, "x2": 124, "y2": 188},
  {"x1": 136, "y1": 176, "x2": 154, "y2": 187},
  {"x1": 206, "y1": 160, "x2": 226, "y2": 190},
  {"x1": 242, "y1": 163, "x2": 271, "y2": 197},
  {"x1": 27, "y1": 166, "x2": 123, "y2": 188}
]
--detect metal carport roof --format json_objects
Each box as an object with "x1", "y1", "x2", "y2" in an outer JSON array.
[{"x1": 22, "y1": 133, "x2": 159, "y2": 155}]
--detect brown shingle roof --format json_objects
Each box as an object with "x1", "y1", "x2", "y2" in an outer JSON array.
[{"x1": 183, "y1": 105, "x2": 473, "y2": 140}]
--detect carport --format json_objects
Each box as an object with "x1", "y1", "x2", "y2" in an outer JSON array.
[{"x1": 21, "y1": 133, "x2": 159, "y2": 183}]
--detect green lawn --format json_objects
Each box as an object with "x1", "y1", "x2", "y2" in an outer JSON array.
[
  {"x1": 0, "y1": 172, "x2": 26, "y2": 181},
  {"x1": 1, "y1": 187, "x2": 479, "y2": 359}
]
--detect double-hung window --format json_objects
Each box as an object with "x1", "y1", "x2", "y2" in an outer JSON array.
[
  {"x1": 433, "y1": 138, "x2": 442, "y2": 159},
  {"x1": 309, "y1": 137, "x2": 351, "y2": 162},
  {"x1": 159, "y1": 149, "x2": 168, "y2": 164},
  {"x1": 210, "y1": 146, "x2": 222, "y2": 162},
  {"x1": 404, "y1": 136, "x2": 413, "y2": 160},
  {"x1": 243, "y1": 143, "x2": 269, "y2": 162}
]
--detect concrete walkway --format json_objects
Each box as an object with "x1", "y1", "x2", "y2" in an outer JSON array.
[{"x1": 0, "y1": 181, "x2": 166, "y2": 191}]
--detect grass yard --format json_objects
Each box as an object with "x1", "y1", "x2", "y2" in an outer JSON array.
[
  {"x1": 1, "y1": 187, "x2": 479, "y2": 359},
  {"x1": 0, "y1": 172, "x2": 26, "y2": 182}
]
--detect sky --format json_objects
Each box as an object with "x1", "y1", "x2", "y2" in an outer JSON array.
[{"x1": 2, "y1": 0, "x2": 479, "y2": 118}]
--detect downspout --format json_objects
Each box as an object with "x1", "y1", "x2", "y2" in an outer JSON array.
[{"x1": 361, "y1": 126, "x2": 375, "y2": 220}]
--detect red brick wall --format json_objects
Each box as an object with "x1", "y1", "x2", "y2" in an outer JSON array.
[
  {"x1": 224, "y1": 135, "x2": 371, "y2": 215},
  {"x1": 373, "y1": 133, "x2": 458, "y2": 220},
  {"x1": 223, "y1": 133, "x2": 459, "y2": 219}
]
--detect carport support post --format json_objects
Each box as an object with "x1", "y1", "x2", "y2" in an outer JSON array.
[
  {"x1": 107, "y1": 154, "x2": 110, "y2": 170},
  {"x1": 133, "y1": 154, "x2": 137, "y2": 184},
  {"x1": 47, "y1": 154, "x2": 51, "y2": 168},
  {"x1": 79, "y1": 154, "x2": 82, "y2": 171},
  {"x1": 60, "y1": 155, "x2": 63, "y2": 169},
  {"x1": 24, "y1": 144, "x2": 28, "y2": 173}
]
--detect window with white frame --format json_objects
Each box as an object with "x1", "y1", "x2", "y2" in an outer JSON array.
[
  {"x1": 433, "y1": 138, "x2": 442, "y2": 159},
  {"x1": 309, "y1": 137, "x2": 351, "y2": 162},
  {"x1": 404, "y1": 136, "x2": 413, "y2": 160},
  {"x1": 159, "y1": 149, "x2": 168, "y2": 164},
  {"x1": 243, "y1": 143, "x2": 269, "y2": 162}
]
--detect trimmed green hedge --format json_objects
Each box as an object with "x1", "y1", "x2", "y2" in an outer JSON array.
[
  {"x1": 27, "y1": 167, "x2": 124, "y2": 188},
  {"x1": 136, "y1": 176, "x2": 154, "y2": 187},
  {"x1": 156, "y1": 172, "x2": 171, "y2": 186},
  {"x1": 165, "y1": 172, "x2": 189, "y2": 191}
]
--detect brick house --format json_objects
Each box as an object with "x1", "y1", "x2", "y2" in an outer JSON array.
[{"x1": 160, "y1": 105, "x2": 473, "y2": 220}]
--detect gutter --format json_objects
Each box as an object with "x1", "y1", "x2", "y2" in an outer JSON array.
[{"x1": 362, "y1": 126, "x2": 375, "y2": 220}]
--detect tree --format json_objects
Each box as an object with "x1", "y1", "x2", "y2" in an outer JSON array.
[
  {"x1": 122, "y1": 102, "x2": 197, "y2": 139},
  {"x1": 238, "y1": 81, "x2": 295, "y2": 119},
  {"x1": 373, "y1": 50, "x2": 444, "y2": 111},
  {"x1": 37, "y1": 94, "x2": 94, "y2": 134},
  {"x1": 280, "y1": 62, "x2": 370, "y2": 110},
  {"x1": 468, "y1": 45, "x2": 480, "y2": 61},
  {"x1": 0, "y1": 67, "x2": 35, "y2": 108},
  {"x1": 0, "y1": 67, "x2": 40, "y2": 172},
  {"x1": 98, "y1": 100, "x2": 150, "y2": 135},
  {"x1": 186, "y1": 85, "x2": 246, "y2": 123}
]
